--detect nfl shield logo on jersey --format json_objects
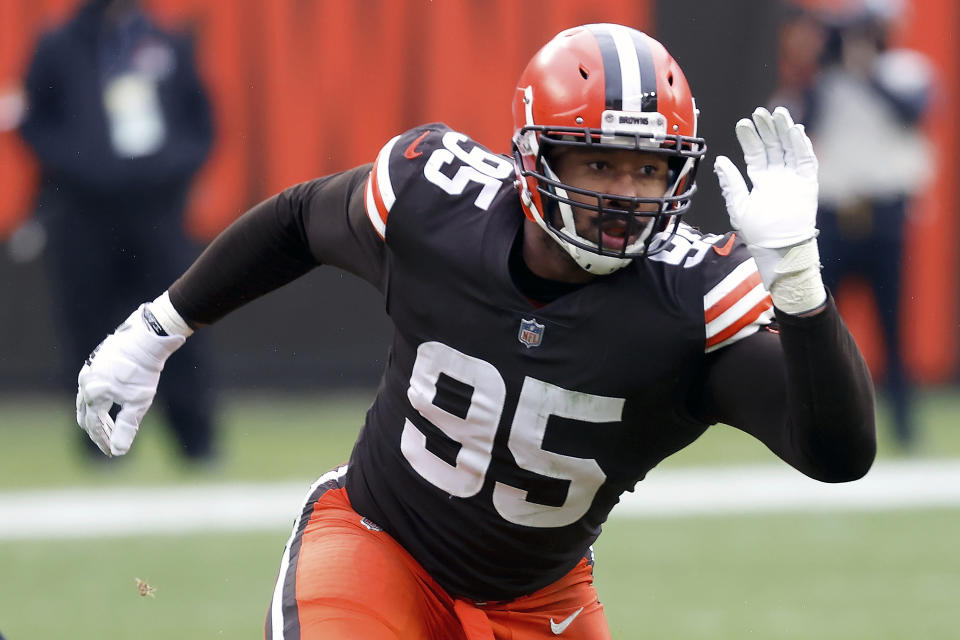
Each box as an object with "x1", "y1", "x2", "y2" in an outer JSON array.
[{"x1": 518, "y1": 318, "x2": 545, "y2": 348}]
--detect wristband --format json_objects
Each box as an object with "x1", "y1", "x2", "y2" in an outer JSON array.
[
  {"x1": 767, "y1": 239, "x2": 827, "y2": 315},
  {"x1": 148, "y1": 291, "x2": 194, "y2": 338}
]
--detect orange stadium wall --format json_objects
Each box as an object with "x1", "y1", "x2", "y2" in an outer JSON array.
[
  {"x1": 869, "y1": 0, "x2": 959, "y2": 384},
  {"x1": 0, "y1": 0, "x2": 651, "y2": 239},
  {"x1": 1, "y1": 0, "x2": 956, "y2": 384}
]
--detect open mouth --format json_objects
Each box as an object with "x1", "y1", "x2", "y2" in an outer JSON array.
[
  {"x1": 599, "y1": 217, "x2": 649, "y2": 251},
  {"x1": 600, "y1": 222, "x2": 633, "y2": 251}
]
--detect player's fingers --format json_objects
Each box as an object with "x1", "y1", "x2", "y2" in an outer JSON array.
[
  {"x1": 80, "y1": 370, "x2": 155, "y2": 407},
  {"x1": 734, "y1": 118, "x2": 766, "y2": 175},
  {"x1": 713, "y1": 155, "x2": 749, "y2": 227},
  {"x1": 77, "y1": 372, "x2": 113, "y2": 402},
  {"x1": 75, "y1": 389, "x2": 85, "y2": 425},
  {"x1": 789, "y1": 124, "x2": 819, "y2": 179},
  {"x1": 109, "y1": 384, "x2": 158, "y2": 404},
  {"x1": 110, "y1": 406, "x2": 142, "y2": 456},
  {"x1": 82, "y1": 406, "x2": 114, "y2": 456},
  {"x1": 772, "y1": 107, "x2": 797, "y2": 169},
  {"x1": 751, "y1": 107, "x2": 783, "y2": 169}
]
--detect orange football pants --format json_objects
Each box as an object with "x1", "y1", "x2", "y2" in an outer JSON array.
[{"x1": 265, "y1": 467, "x2": 611, "y2": 640}]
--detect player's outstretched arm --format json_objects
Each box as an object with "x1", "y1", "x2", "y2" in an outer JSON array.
[
  {"x1": 76, "y1": 166, "x2": 380, "y2": 456},
  {"x1": 75, "y1": 194, "x2": 316, "y2": 456},
  {"x1": 700, "y1": 300, "x2": 877, "y2": 482},
  {"x1": 704, "y1": 107, "x2": 876, "y2": 482}
]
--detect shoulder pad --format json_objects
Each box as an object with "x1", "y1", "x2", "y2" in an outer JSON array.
[{"x1": 363, "y1": 124, "x2": 514, "y2": 239}]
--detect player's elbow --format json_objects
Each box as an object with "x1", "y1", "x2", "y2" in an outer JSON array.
[
  {"x1": 809, "y1": 431, "x2": 877, "y2": 483},
  {"x1": 822, "y1": 450, "x2": 875, "y2": 483}
]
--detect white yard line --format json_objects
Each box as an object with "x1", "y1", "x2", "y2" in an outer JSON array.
[
  {"x1": 1, "y1": 459, "x2": 959, "y2": 540},
  {"x1": 617, "y1": 458, "x2": 960, "y2": 517}
]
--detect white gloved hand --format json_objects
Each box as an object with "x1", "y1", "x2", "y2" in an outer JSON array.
[
  {"x1": 713, "y1": 106, "x2": 827, "y2": 315},
  {"x1": 76, "y1": 292, "x2": 193, "y2": 456}
]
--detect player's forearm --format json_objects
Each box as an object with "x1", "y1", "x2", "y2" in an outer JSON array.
[
  {"x1": 774, "y1": 296, "x2": 877, "y2": 482},
  {"x1": 168, "y1": 191, "x2": 318, "y2": 326},
  {"x1": 703, "y1": 296, "x2": 877, "y2": 483}
]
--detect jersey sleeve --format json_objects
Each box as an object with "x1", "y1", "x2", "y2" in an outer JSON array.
[
  {"x1": 701, "y1": 232, "x2": 774, "y2": 353},
  {"x1": 169, "y1": 165, "x2": 384, "y2": 325},
  {"x1": 364, "y1": 134, "x2": 402, "y2": 239},
  {"x1": 168, "y1": 126, "x2": 456, "y2": 327},
  {"x1": 362, "y1": 124, "x2": 443, "y2": 241}
]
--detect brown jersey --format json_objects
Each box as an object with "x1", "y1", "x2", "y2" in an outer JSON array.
[{"x1": 329, "y1": 124, "x2": 772, "y2": 600}]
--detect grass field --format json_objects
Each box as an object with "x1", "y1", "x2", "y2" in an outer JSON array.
[{"x1": 1, "y1": 389, "x2": 959, "y2": 639}]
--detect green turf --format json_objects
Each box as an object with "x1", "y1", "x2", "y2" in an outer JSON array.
[
  {"x1": 1, "y1": 510, "x2": 957, "y2": 639},
  {"x1": 596, "y1": 510, "x2": 960, "y2": 640},
  {"x1": 594, "y1": 508, "x2": 960, "y2": 639},
  {"x1": 0, "y1": 532, "x2": 284, "y2": 639}
]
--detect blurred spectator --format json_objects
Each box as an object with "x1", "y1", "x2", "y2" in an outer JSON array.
[
  {"x1": 768, "y1": 5, "x2": 827, "y2": 121},
  {"x1": 18, "y1": 0, "x2": 218, "y2": 463},
  {"x1": 773, "y1": 0, "x2": 934, "y2": 450}
]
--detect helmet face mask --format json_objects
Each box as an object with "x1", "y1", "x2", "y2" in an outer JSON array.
[{"x1": 512, "y1": 24, "x2": 706, "y2": 275}]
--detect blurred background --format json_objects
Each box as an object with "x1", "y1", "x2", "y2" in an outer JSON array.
[
  {"x1": 1, "y1": 0, "x2": 957, "y2": 392},
  {"x1": 1, "y1": 1, "x2": 959, "y2": 638}
]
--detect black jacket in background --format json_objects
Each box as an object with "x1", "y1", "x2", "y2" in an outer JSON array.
[{"x1": 19, "y1": 1, "x2": 213, "y2": 216}]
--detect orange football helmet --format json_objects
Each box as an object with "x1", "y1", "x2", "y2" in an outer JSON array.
[{"x1": 512, "y1": 23, "x2": 706, "y2": 274}]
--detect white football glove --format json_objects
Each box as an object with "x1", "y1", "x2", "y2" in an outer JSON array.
[
  {"x1": 713, "y1": 106, "x2": 827, "y2": 315},
  {"x1": 76, "y1": 292, "x2": 193, "y2": 456}
]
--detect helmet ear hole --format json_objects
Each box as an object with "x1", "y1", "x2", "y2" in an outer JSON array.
[
  {"x1": 579, "y1": 65, "x2": 590, "y2": 80},
  {"x1": 667, "y1": 72, "x2": 674, "y2": 86}
]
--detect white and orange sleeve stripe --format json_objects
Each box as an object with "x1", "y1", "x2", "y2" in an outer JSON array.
[
  {"x1": 704, "y1": 257, "x2": 774, "y2": 353},
  {"x1": 363, "y1": 134, "x2": 401, "y2": 240}
]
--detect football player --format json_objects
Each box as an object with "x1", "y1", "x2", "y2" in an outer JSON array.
[{"x1": 75, "y1": 24, "x2": 876, "y2": 640}]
